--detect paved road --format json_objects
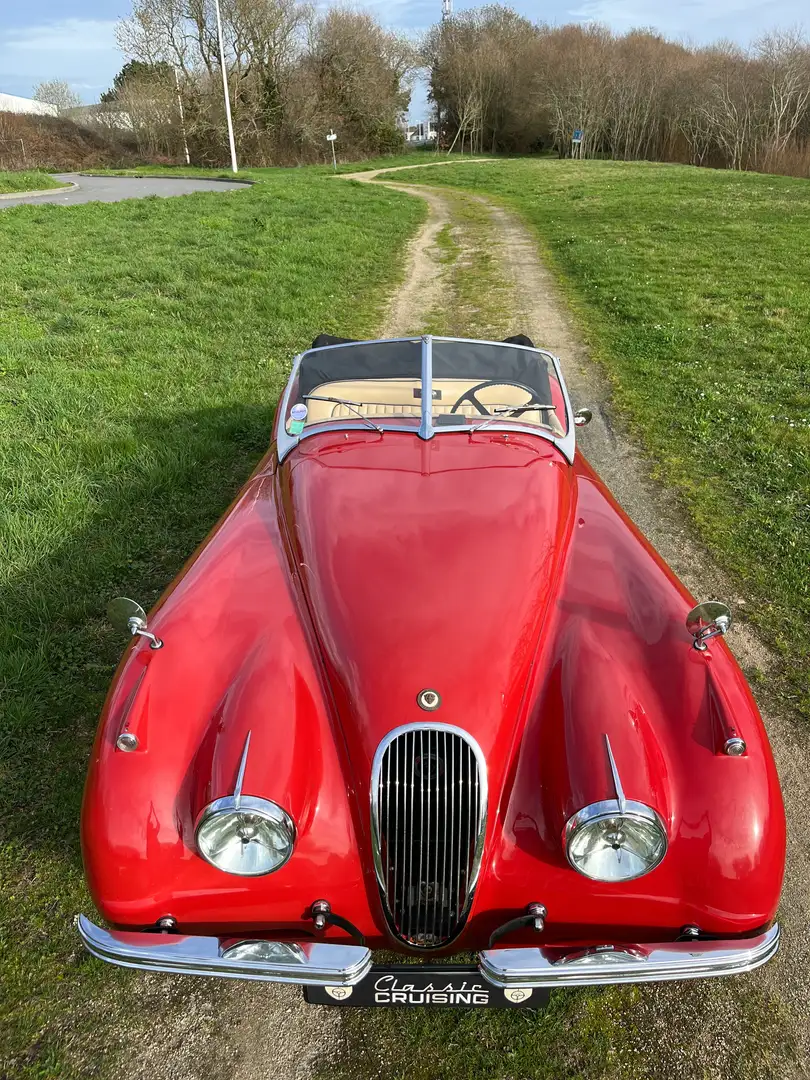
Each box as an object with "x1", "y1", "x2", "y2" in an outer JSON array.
[{"x1": 0, "y1": 172, "x2": 250, "y2": 208}]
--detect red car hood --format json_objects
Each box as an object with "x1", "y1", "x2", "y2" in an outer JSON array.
[
  {"x1": 282, "y1": 431, "x2": 574, "y2": 800},
  {"x1": 82, "y1": 429, "x2": 785, "y2": 944}
]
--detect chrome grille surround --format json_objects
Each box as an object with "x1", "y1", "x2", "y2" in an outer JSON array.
[{"x1": 371, "y1": 723, "x2": 488, "y2": 949}]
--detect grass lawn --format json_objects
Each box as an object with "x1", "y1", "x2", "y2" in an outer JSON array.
[
  {"x1": 0, "y1": 169, "x2": 62, "y2": 194},
  {"x1": 0, "y1": 168, "x2": 425, "y2": 1077},
  {"x1": 391, "y1": 158, "x2": 810, "y2": 716}
]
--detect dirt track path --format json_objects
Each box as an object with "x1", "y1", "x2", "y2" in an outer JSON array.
[{"x1": 124, "y1": 162, "x2": 809, "y2": 1080}]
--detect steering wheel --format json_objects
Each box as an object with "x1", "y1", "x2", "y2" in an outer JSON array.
[{"x1": 450, "y1": 379, "x2": 547, "y2": 418}]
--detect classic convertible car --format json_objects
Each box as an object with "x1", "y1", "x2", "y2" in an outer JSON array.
[{"x1": 78, "y1": 334, "x2": 785, "y2": 1007}]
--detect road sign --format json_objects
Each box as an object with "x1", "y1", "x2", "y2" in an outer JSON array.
[
  {"x1": 327, "y1": 130, "x2": 338, "y2": 171},
  {"x1": 326, "y1": 131, "x2": 337, "y2": 142},
  {"x1": 572, "y1": 129, "x2": 583, "y2": 143}
]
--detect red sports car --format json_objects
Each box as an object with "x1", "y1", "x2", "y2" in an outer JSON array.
[{"x1": 78, "y1": 335, "x2": 785, "y2": 1008}]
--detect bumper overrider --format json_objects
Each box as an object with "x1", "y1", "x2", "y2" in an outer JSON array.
[{"x1": 76, "y1": 915, "x2": 780, "y2": 989}]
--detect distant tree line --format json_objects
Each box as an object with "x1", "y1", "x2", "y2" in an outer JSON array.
[
  {"x1": 426, "y1": 7, "x2": 810, "y2": 176},
  {"x1": 80, "y1": 1, "x2": 810, "y2": 175},
  {"x1": 106, "y1": 0, "x2": 417, "y2": 165}
]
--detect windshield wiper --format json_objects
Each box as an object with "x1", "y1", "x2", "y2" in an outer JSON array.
[
  {"x1": 469, "y1": 404, "x2": 557, "y2": 433},
  {"x1": 304, "y1": 395, "x2": 384, "y2": 434}
]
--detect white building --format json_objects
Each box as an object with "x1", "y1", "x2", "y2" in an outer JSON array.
[
  {"x1": 0, "y1": 93, "x2": 58, "y2": 117},
  {"x1": 406, "y1": 121, "x2": 437, "y2": 144}
]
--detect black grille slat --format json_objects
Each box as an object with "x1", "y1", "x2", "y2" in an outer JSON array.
[
  {"x1": 444, "y1": 730, "x2": 451, "y2": 941},
  {"x1": 374, "y1": 726, "x2": 485, "y2": 949},
  {"x1": 416, "y1": 729, "x2": 425, "y2": 941},
  {"x1": 431, "y1": 731, "x2": 441, "y2": 940},
  {"x1": 451, "y1": 730, "x2": 457, "y2": 941}
]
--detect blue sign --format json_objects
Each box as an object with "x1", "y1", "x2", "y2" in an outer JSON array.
[{"x1": 572, "y1": 129, "x2": 583, "y2": 143}]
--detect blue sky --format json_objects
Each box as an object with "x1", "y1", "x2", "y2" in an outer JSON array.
[{"x1": 1, "y1": 0, "x2": 807, "y2": 116}]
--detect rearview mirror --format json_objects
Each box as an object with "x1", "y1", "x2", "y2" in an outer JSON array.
[
  {"x1": 107, "y1": 597, "x2": 163, "y2": 650},
  {"x1": 107, "y1": 597, "x2": 147, "y2": 634},
  {"x1": 574, "y1": 408, "x2": 592, "y2": 427},
  {"x1": 686, "y1": 601, "x2": 731, "y2": 651}
]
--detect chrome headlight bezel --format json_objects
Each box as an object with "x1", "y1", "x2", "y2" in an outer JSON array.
[
  {"x1": 195, "y1": 795, "x2": 296, "y2": 877},
  {"x1": 564, "y1": 799, "x2": 667, "y2": 883}
]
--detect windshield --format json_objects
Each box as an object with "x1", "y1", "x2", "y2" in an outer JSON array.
[
  {"x1": 430, "y1": 339, "x2": 567, "y2": 437},
  {"x1": 282, "y1": 336, "x2": 570, "y2": 446}
]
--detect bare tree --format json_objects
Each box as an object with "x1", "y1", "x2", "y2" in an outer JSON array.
[
  {"x1": 116, "y1": 0, "x2": 415, "y2": 164},
  {"x1": 32, "y1": 80, "x2": 83, "y2": 115},
  {"x1": 425, "y1": 7, "x2": 545, "y2": 154},
  {"x1": 756, "y1": 28, "x2": 810, "y2": 162},
  {"x1": 295, "y1": 8, "x2": 416, "y2": 156}
]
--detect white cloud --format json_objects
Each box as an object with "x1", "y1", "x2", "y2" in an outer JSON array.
[{"x1": 0, "y1": 18, "x2": 120, "y2": 102}]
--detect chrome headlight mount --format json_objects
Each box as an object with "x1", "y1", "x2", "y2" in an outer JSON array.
[
  {"x1": 564, "y1": 799, "x2": 667, "y2": 883},
  {"x1": 195, "y1": 795, "x2": 296, "y2": 877}
]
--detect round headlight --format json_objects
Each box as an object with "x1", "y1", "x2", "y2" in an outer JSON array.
[
  {"x1": 565, "y1": 800, "x2": 666, "y2": 882},
  {"x1": 196, "y1": 795, "x2": 295, "y2": 876}
]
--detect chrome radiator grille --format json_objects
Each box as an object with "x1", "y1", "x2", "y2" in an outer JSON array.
[{"x1": 372, "y1": 725, "x2": 487, "y2": 949}]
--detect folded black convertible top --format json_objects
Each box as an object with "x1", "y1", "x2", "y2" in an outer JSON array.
[
  {"x1": 309, "y1": 334, "x2": 536, "y2": 350},
  {"x1": 300, "y1": 334, "x2": 550, "y2": 403}
]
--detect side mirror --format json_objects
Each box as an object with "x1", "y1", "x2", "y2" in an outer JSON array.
[
  {"x1": 107, "y1": 596, "x2": 163, "y2": 650},
  {"x1": 574, "y1": 408, "x2": 592, "y2": 428},
  {"x1": 686, "y1": 601, "x2": 731, "y2": 651}
]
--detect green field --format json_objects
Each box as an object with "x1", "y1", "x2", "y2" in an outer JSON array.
[
  {"x1": 391, "y1": 159, "x2": 810, "y2": 716},
  {"x1": 0, "y1": 167, "x2": 425, "y2": 1077},
  {"x1": 0, "y1": 170, "x2": 62, "y2": 194}
]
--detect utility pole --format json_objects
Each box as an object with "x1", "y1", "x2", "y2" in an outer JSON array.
[
  {"x1": 437, "y1": 0, "x2": 452, "y2": 151},
  {"x1": 213, "y1": 0, "x2": 238, "y2": 173},
  {"x1": 174, "y1": 67, "x2": 190, "y2": 166}
]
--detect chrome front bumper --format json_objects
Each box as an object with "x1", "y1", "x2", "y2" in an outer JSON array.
[
  {"x1": 76, "y1": 915, "x2": 371, "y2": 986},
  {"x1": 478, "y1": 925, "x2": 780, "y2": 988},
  {"x1": 78, "y1": 915, "x2": 778, "y2": 989}
]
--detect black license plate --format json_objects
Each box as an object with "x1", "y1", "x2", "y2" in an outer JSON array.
[{"x1": 304, "y1": 965, "x2": 549, "y2": 1008}]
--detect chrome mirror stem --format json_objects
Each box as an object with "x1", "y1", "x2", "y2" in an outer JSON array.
[
  {"x1": 692, "y1": 621, "x2": 729, "y2": 651},
  {"x1": 128, "y1": 616, "x2": 164, "y2": 651}
]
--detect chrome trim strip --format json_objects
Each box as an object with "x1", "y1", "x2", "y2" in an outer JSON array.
[
  {"x1": 76, "y1": 915, "x2": 372, "y2": 985},
  {"x1": 418, "y1": 334, "x2": 434, "y2": 441},
  {"x1": 275, "y1": 351, "x2": 304, "y2": 463},
  {"x1": 370, "y1": 722, "x2": 488, "y2": 949},
  {"x1": 604, "y1": 734, "x2": 626, "y2": 813},
  {"x1": 275, "y1": 337, "x2": 578, "y2": 465},
  {"x1": 233, "y1": 731, "x2": 251, "y2": 808},
  {"x1": 478, "y1": 926, "x2": 780, "y2": 988}
]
